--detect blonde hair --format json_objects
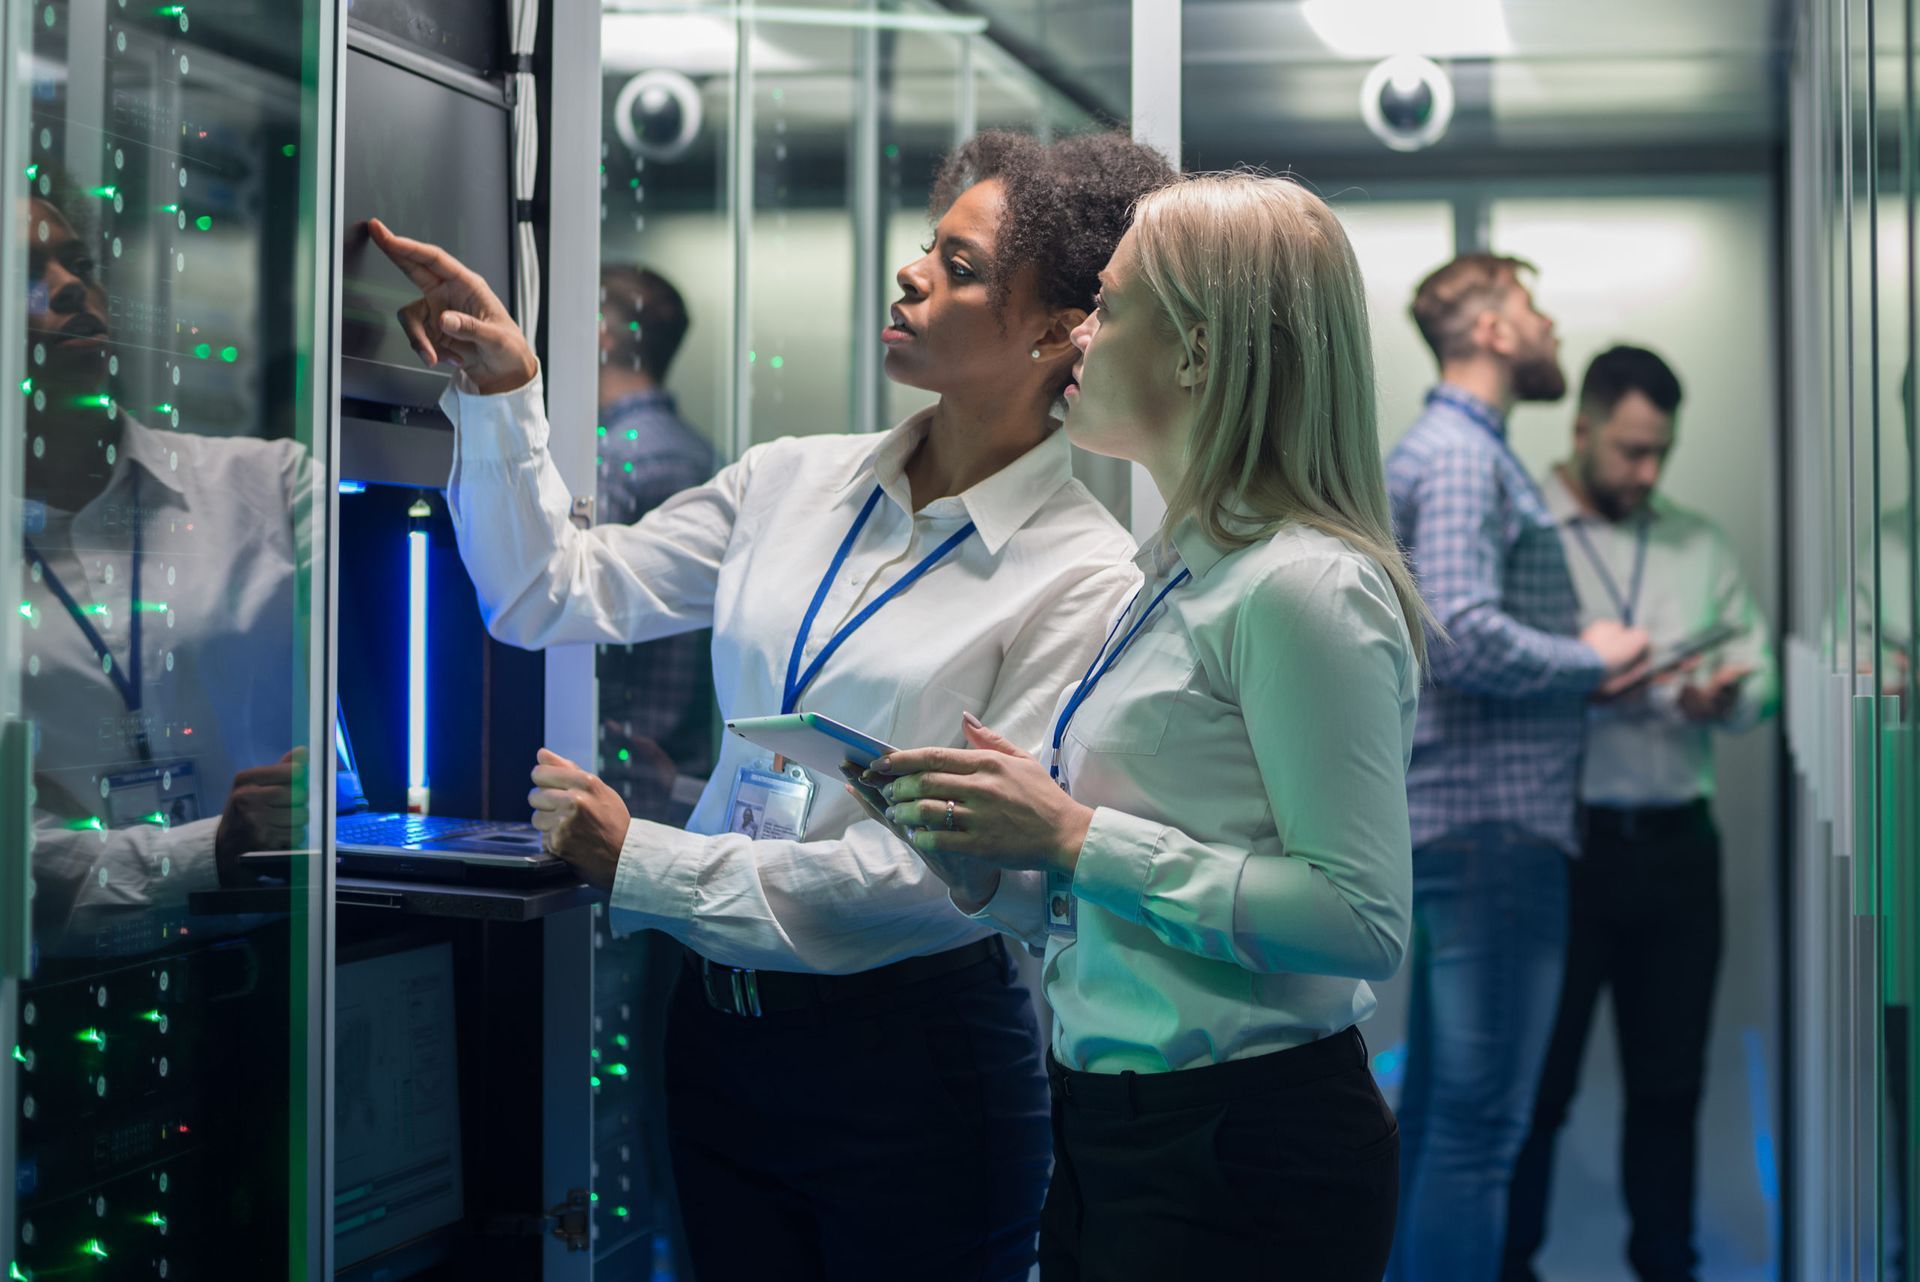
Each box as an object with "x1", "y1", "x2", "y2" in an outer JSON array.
[{"x1": 1129, "y1": 172, "x2": 1434, "y2": 663}]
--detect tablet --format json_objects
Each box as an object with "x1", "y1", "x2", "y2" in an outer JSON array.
[
  {"x1": 725, "y1": 712, "x2": 898, "y2": 779},
  {"x1": 1618, "y1": 621, "x2": 1743, "y2": 692}
]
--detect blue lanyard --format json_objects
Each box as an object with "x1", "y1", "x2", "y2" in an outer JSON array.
[
  {"x1": 1049, "y1": 568, "x2": 1190, "y2": 782},
  {"x1": 1425, "y1": 386, "x2": 1527, "y2": 470},
  {"x1": 1567, "y1": 515, "x2": 1651, "y2": 627},
  {"x1": 22, "y1": 475, "x2": 147, "y2": 738},
  {"x1": 783, "y1": 485, "x2": 976, "y2": 715}
]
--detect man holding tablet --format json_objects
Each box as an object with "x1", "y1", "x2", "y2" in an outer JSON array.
[{"x1": 1504, "y1": 345, "x2": 1778, "y2": 1282}]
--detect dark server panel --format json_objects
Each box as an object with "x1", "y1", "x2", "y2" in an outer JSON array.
[
  {"x1": 11, "y1": 0, "x2": 325, "y2": 1277},
  {"x1": 589, "y1": 910, "x2": 676, "y2": 1280}
]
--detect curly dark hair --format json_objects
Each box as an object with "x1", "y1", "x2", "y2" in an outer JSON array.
[{"x1": 928, "y1": 130, "x2": 1175, "y2": 322}]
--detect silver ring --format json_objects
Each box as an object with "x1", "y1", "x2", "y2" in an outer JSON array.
[{"x1": 944, "y1": 800, "x2": 956, "y2": 831}]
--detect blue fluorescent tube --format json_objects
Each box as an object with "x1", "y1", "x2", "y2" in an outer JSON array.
[{"x1": 408, "y1": 527, "x2": 428, "y2": 792}]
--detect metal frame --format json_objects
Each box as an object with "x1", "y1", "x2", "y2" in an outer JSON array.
[{"x1": 0, "y1": 0, "x2": 28, "y2": 1264}]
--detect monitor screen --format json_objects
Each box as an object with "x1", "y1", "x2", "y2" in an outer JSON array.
[
  {"x1": 339, "y1": 42, "x2": 514, "y2": 408},
  {"x1": 334, "y1": 939, "x2": 465, "y2": 1273}
]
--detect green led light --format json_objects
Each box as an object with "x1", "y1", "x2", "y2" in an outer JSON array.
[
  {"x1": 79, "y1": 603, "x2": 108, "y2": 616},
  {"x1": 884, "y1": 144, "x2": 900, "y2": 159},
  {"x1": 140, "y1": 1009, "x2": 164, "y2": 1023},
  {"x1": 135, "y1": 601, "x2": 169, "y2": 613},
  {"x1": 65, "y1": 817, "x2": 104, "y2": 832},
  {"x1": 139, "y1": 811, "x2": 170, "y2": 828},
  {"x1": 220, "y1": 346, "x2": 238, "y2": 363},
  {"x1": 747, "y1": 350, "x2": 757, "y2": 363},
  {"x1": 76, "y1": 1028, "x2": 107, "y2": 1050},
  {"x1": 159, "y1": 203, "x2": 180, "y2": 214},
  {"x1": 89, "y1": 184, "x2": 117, "y2": 200},
  {"x1": 614, "y1": 1205, "x2": 630, "y2": 1219},
  {"x1": 80, "y1": 1240, "x2": 108, "y2": 1261},
  {"x1": 193, "y1": 343, "x2": 211, "y2": 360},
  {"x1": 18, "y1": 376, "x2": 30, "y2": 395},
  {"x1": 596, "y1": 425, "x2": 607, "y2": 438},
  {"x1": 616, "y1": 749, "x2": 631, "y2": 763},
  {"x1": 281, "y1": 144, "x2": 296, "y2": 158},
  {"x1": 625, "y1": 428, "x2": 639, "y2": 441},
  {"x1": 153, "y1": 402, "x2": 174, "y2": 414},
  {"x1": 155, "y1": 5, "x2": 186, "y2": 14},
  {"x1": 24, "y1": 163, "x2": 39, "y2": 181},
  {"x1": 195, "y1": 215, "x2": 213, "y2": 231},
  {"x1": 10, "y1": 1045, "x2": 25, "y2": 1063},
  {"x1": 589, "y1": 1192, "x2": 599, "y2": 1203},
  {"x1": 622, "y1": 461, "x2": 634, "y2": 474},
  {"x1": 613, "y1": 1033, "x2": 630, "y2": 1049},
  {"x1": 604, "y1": 1062, "x2": 629, "y2": 1077},
  {"x1": 16, "y1": 602, "x2": 31, "y2": 622},
  {"x1": 629, "y1": 177, "x2": 639, "y2": 189},
  {"x1": 770, "y1": 356, "x2": 784, "y2": 370},
  {"x1": 76, "y1": 394, "x2": 112, "y2": 410},
  {"x1": 590, "y1": 1047, "x2": 601, "y2": 1060},
  {"x1": 10, "y1": 1259, "x2": 29, "y2": 1280},
  {"x1": 627, "y1": 321, "x2": 640, "y2": 333},
  {"x1": 589, "y1": 1074, "x2": 601, "y2": 1088},
  {"x1": 143, "y1": 1213, "x2": 167, "y2": 1229}
]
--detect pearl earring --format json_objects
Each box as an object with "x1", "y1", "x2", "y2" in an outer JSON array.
[{"x1": 1030, "y1": 349, "x2": 1041, "y2": 359}]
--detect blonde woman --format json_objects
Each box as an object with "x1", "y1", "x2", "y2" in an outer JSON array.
[{"x1": 869, "y1": 173, "x2": 1422, "y2": 1278}]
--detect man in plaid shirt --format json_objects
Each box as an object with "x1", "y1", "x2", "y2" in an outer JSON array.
[
  {"x1": 1383, "y1": 254, "x2": 1651, "y2": 1282},
  {"x1": 595, "y1": 265, "x2": 717, "y2": 825}
]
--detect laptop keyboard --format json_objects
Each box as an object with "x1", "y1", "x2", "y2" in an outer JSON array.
[{"x1": 336, "y1": 812, "x2": 528, "y2": 847}]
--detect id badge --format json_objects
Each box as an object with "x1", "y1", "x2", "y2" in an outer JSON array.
[
  {"x1": 1046, "y1": 867, "x2": 1077, "y2": 935},
  {"x1": 103, "y1": 759, "x2": 201, "y2": 830},
  {"x1": 724, "y1": 758, "x2": 815, "y2": 841}
]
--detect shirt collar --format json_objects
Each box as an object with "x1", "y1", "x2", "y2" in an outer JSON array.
[
  {"x1": 112, "y1": 415, "x2": 191, "y2": 499},
  {"x1": 1133, "y1": 511, "x2": 1233, "y2": 582},
  {"x1": 1425, "y1": 384, "x2": 1506, "y2": 440},
  {"x1": 830, "y1": 408, "x2": 1077, "y2": 556},
  {"x1": 602, "y1": 389, "x2": 678, "y2": 422}
]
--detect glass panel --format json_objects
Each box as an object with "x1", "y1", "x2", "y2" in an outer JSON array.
[{"x1": 6, "y1": 0, "x2": 330, "y2": 1278}]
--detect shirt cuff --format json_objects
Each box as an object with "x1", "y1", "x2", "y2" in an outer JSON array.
[
  {"x1": 1067, "y1": 806, "x2": 1164, "y2": 925},
  {"x1": 607, "y1": 817, "x2": 700, "y2": 938},
  {"x1": 440, "y1": 367, "x2": 547, "y2": 464},
  {"x1": 964, "y1": 869, "x2": 1047, "y2": 953}
]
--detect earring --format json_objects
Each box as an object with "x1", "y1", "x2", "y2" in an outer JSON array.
[{"x1": 1030, "y1": 349, "x2": 1041, "y2": 359}]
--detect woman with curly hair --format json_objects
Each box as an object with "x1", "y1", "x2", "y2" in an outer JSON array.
[
  {"x1": 368, "y1": 129, "x2": 1174, "y2": 1281},
  {"x1": 875, "y1": 173, "x2": 1422, "y2": 1278}
]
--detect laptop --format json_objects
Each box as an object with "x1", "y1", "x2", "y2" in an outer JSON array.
[{"x1": 329, "y1": 704, "x2": 568, "y2": 882}]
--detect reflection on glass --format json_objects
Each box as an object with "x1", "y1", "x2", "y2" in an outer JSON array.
[{"x1": 10, "y1": 0, "x2": 322, "y2": 1275}]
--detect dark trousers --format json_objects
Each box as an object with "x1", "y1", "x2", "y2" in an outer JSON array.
[
  {"x1": 1502, "y1": 800, "x2": 1722, "y2": 1282},
  {"x1": 664, "y1": 940, "x2": 1051, "y2": 1282},
  {"x1": 1039, "y1": 1026, "x2": 1399, "y2": 1281}
]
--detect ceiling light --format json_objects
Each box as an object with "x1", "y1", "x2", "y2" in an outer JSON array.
[{"x1": 1302, "y1": 0, "x2": 1511, "y2": 60}]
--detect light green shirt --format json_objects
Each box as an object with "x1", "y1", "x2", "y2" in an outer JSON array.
[{"x1": 974, "y1": 518, "x2": 1419, "y2": 1073}]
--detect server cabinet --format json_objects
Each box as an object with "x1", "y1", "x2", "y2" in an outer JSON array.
[{"x1": 1, "y1": 0, "x2": 338, "y2": 1277}]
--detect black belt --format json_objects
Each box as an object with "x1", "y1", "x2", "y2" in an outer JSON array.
[
  {"x1": 684, "y1": 935, "x2": 1004, "y2": 1018},
  {"x1": 1047, "y1": 1026, "x2": 1369, "y2": 1112},
  {"x1": 1581, "y1": 797, "x2": 1711, "y2": 842}
]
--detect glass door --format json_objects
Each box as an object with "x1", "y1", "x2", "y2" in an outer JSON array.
[{"x1": 3, "y1": 0, "x2": 335, "y2": 1276}]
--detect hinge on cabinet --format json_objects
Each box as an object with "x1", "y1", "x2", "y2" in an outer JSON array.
[{"x1": 486, "y1": 1188, "x2": 591, "y2": 1252}]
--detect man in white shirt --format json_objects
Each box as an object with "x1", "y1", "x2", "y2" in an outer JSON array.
[
  {"x1": 1503, "y1": 345, "x2": 1777, "y2": 1282},
  {"x1": 21, "y1": 189, "x2": 310, "y2": 954}
]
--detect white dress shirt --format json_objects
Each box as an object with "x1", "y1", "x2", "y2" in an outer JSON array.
[
  {"x1": 971, "y1": 518, "x2": 1419, "y2": 1074},
  {"x1": 442, "y1": 375, "x2": 1140, "y2": 974},
  {"x1": 22, "y1": 416, "x2": 310, "y2": 951},
  {"x1": 1542, "y1": 468, "x2": 1778, "y2": 808}
]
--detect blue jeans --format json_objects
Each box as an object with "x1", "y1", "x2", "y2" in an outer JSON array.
[{"x1": 1388, "y1": 824, "x2": 1570, "y2": 1282}]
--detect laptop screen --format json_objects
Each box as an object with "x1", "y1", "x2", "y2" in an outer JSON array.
[{"x1": 336, "y1": 703, "x2": 371, "y2": 816}]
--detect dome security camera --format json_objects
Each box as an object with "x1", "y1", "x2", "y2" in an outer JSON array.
[
  {"x1": 1360, "y1": 55, "x2": 1455, "y2": 153},
  {"x1": 614, "y1": 70, "x2": 704, "y2": 163}
]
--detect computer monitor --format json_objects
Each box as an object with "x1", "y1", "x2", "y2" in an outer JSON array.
[
  {"x1": 339, "y1": 38, "x2": 515, "y2": 408},
  {"x1": 334, "y1": 938, "x2": 465, "y2": 1277}
]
